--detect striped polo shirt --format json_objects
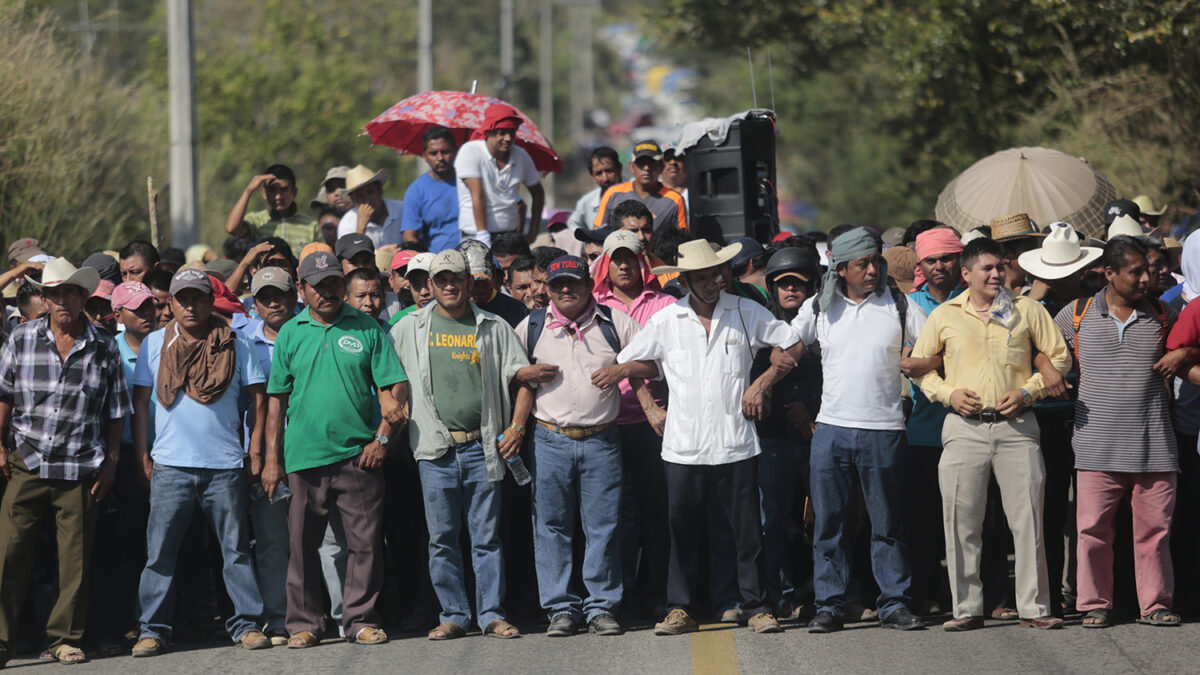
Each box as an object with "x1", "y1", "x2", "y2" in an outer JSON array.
[{"x1": 1053, "y1": 290, "x2": 1179, "y2": 473}]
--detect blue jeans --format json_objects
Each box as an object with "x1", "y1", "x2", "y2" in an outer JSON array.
[
  {"x1": 759, "y1": 436, "x2": 800, "y2": 611},
  {"x1": 138, "y1": 465, "x2": 264, "y2": 643},
  {"x1": 809, "y1": 424, "x2": 912, "y2": 620},
  {"x1": 528, "y1": 424, "x2": 623, "y2": 621},
  {"x1": 249, "y1": 483, "x2": 290, "y2": 636},
  {"x1": 418, "y1": 441, "x2": 505, "y2": 631}
]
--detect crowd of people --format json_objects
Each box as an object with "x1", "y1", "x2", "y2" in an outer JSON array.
[{"x1": 1, "y1": 101, "x2": 1199, "y2": 665}]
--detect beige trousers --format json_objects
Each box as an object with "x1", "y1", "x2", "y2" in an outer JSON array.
[{"x1": 939, "y1": 412, "x2": 1050, "y2": 619}]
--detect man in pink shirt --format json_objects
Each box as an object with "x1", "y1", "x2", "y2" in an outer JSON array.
[
  {"x1": 592, "y1": 230, "x2": 675, "y2": 618},
  {"x1": 514, "y1": 256, "x2": 643, "y2": 637}
]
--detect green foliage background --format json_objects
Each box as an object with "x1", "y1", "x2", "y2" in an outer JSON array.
[{"x1": 3, "y1": 0, "x2": 1199, "y2": 257}]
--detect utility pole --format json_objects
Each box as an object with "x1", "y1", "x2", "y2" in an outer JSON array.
[
  {"x1": 167, "y1": 0, "x2": 198, "y2": 246},
  {"x1": 418, "y1": 0, "x2": 432, "y2": 92},
  {"x1": 499, "y1": 0, "x2": 513, "y2": 100},
  {"x1": 539, "y1": 0, "x2": 554, "y2": 206}
]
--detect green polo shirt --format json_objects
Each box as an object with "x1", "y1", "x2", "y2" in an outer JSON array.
[
  {"x1": 244, "y1": 209, "x2": 319, "y2": 253},
  {"x1": 268, "y1": 304, "x2": 407, "y2": 472}
]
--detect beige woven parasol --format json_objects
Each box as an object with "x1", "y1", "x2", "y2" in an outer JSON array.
[{"x1": 934, "y1": 147, "x2": 1117, "y2": 240}]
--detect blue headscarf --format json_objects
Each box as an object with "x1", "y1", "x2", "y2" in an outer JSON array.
[{"x1": 818, "y1": 227, "x2": 887, "y2": 311}]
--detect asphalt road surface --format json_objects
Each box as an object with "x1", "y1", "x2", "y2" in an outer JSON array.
[{"x1": 8, "y1": 615, "x2": 1196, "y2": 674}]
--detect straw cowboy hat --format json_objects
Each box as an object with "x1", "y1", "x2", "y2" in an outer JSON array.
[
  {"x1": 1106, "y1": 214, "x2": 1144, "y2": 240},
  {"x1": 1132, "y1": 194, "x2": 1167, "y2": 217},
  {"x1": 344, "y1": 165, "x2": 388, "y2": 194},
  {"x1": 1017, "y1": 223, "x2": 1102, "y2": 280},
  {"x1": 990, "y1": 213, "x2": 1043, "y2": 242},
  {"x1": 651, "y1": 240, "x2": 742, "y2": 275},
  {"x1": 25, "y1": 257, "x2": 100, "y2": 295}
]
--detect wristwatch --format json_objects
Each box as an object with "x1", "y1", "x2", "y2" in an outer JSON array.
[
  {"x1": 1019, "y1": 388, "x2": 1033, "y2": 408},
  {"x1": 374, "y1": 433, "x2": 390, "y2": 446}
]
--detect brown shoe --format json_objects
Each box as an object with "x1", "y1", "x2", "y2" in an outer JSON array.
[
  {"x1": 748, "y1": 613, "x2": 782, "y2": 634},
  {"x1": 1020, "y1": 616, "x2": 1064, "y2": 629},
  {"x1": 239, "y1": 630, "x2": 272, "y2": 650},
  {"x1": 132, "y1": 637, "x2": 164, "y2": 657},
  {"x1": 942, "y1": 616, "x2": 984, "y2": 632},
  {"x1": 654, "y1": 609, "x2": 699, "y2": 635}
]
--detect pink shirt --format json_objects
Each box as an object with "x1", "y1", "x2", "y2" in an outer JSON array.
[
  {"x1": 516, "y1": 304, "x2": 642, "y2": 427},
  {"x1": 595, "y1": 283, "x2": 675, "y2": 424}
]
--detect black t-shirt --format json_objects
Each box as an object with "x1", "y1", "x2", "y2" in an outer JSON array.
[{"x1": 478, "y1": 291, "x2": 529, "y2": 328}]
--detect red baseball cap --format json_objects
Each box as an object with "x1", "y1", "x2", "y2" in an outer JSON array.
[{"x1": 390, "y1": 249, "x2": 418, "y2": 272}]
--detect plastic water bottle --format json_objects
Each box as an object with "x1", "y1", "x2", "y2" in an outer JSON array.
[{"x1": 498, "y1": 434, "x2": 532, "y2": 485}]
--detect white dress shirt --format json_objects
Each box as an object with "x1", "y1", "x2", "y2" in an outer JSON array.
[
  {"x1": 336, "y1": 197, "x2": 405, "y2": 247},
  {"x1": 617, "y1": 292, "x2": 800, "y2": 466}
]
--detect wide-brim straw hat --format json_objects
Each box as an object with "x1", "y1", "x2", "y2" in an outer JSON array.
[
  {"x1": 1132, "y1": 194, "x2": 1167, "y2": 217},
  {"x1": 1106, "y1": 214, "x2": 1145, "y2": 240},
  {"x1": 1018, "y1": 224, "x2": 1102, "y2": 280},
  {"x1": 990, "y1": 213, "x2": 1044, "y2": 242},
  {"x1": 651, "y1": 240, "x2": 742, "y2": 275},
  {"x1": 25, "y1": 257, "x2": 100, "y2": 295},
  {"x1": 345, "y1": 165, "x2": 388, "y2": 194}
]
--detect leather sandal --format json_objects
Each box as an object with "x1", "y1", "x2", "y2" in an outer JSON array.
[
  {"x1": 51, "y1": 645, "x2": 88, "y2": 665},
  {"x1": 484, "y1": 619, "x2": 521, "y2": 639},
  {"x1": 1082, "y1": 608, "x2": 1114, "y2": 628},
  {"x1": 353, "y1": 626, "x2": 388, "y2": 645},
  {"x1": 427, "y1": 622, "x2": 466, "y2": 641},
  {"x1": 286, "y1": 631, "x2": 320, "y2": 648}
]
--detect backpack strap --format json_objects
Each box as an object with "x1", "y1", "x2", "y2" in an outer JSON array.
[
  {"x1": 526, "y1": 307, "x2": 547, "y2": 361},
  {"x1": 593, "y1": 304, "x2": 623, "y2": 355},
  {"x1": 1147, "y1": 297, "x2": 1169, "y2": 332},
  {"x1": 1071, "y1": 297, "x2": 1092, "y2": 363},
  {"x1": 889, "y1": 285, "x2": 908, "y2": 346}
]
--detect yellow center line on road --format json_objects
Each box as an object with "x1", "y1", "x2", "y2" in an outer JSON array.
[{"x1": 691, "y1": 623, "x2": 739, "y2": 675}]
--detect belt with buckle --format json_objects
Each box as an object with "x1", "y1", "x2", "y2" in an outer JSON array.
[
  {"x1": 964, "y1": 409, "x2": 1006, "y2": 423},
  {"x1": 535, "y1": 419, "x2": 615, "y2": 440},
  {"x1": 448, "y1": 429, "x2": 482, "y2": 444}
]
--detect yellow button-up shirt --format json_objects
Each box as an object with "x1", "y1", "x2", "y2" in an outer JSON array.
[{"x1": 911, "y1": 288, "x2": 1070, "y2": 409}]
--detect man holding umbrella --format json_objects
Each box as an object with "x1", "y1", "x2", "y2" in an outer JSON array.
[{"x1": 456, "y1": 103, "x2": 545, "y2": 247}]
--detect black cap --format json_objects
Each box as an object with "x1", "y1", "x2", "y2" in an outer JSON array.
[
  {"x1": 546, "y1": 256, "x2": 590, "y2": 283},
  {"x1": 335, "y1": 232, "x2": 374, "y2": 260},
  {"x1": 80, "y1": 252, "x2": 121, "y2": 285},
  {"x1": 575, "y1": 226, "x2": 614, "y2": 245},
  {"x1": 1102, "y1": 199, "x2": 1141, "y2": 226},
  {"x1": 632, "y1": 141, "x2": 663, "y2": 161},
  {"x1": 298, "y1": 251, "x2": 344, "y2": 285}
]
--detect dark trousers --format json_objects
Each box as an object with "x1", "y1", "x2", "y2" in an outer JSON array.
[
  {"x1": 665, "y1": 458, "x2": 767, "y2": 616},
  {"x1": 1037, "y1": 410, "x2": 1074, "y2": 617},
  {"x1": 617, "y1": 422, "x2": 669, "y2": 614},
  {"x1": 286, "y1": 456, "x2": 384, "y2": 638},
  {"x1": 0, "y1": 452, "x2": 98, "y2": 659},
  {"x1": 905, "y1": 444, "x2": 948, "y2": 611},
  {"x1": 1173, "y1": 433, "x2": 1200, "y2": 616},
  {"x1": 87, "y1": 445, "x2": 149, "y2": 643}
]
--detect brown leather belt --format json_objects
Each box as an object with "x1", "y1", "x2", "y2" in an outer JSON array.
[
  {"x1": 535, "y1": 419, "x2": 615, "y2": 440},
  {"x1": 448, "y1": 429, "x2": 482, "y2": 444}
]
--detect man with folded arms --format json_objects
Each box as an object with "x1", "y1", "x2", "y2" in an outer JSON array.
[
  {"x1": 131, "y1": 268, "x2": 270, "y2": 656},
  {"x1": 390, "y1": 249, "x2": 533, "y2": 640},
  {"x1": 0, "y1": 258, "x2": 130, "y2": 666},
  {"x1": 595, "y1": 239, "x2": 802, "y2": 636},
  {"x1": 1056, "y1": 236, "x2": 1185, "y2": 628},
  {"x1": 511, "y1": 256, "x2": 641, "y2": 637},
  {"x1": 911, "y1": 238, "x2": 1071, "y2": 631},
  {"x1": 261, "y1": 250, "x2": 407, "y2": 648}
]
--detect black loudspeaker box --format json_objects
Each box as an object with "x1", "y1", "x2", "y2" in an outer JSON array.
[{"x1": 684, "y1": 109, "x2": 779, "y2": 244}]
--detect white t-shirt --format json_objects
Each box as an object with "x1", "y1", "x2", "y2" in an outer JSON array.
[
  {"x1": 791, "y1": 287, "x2": 927, "y2": 430},
  {"x1": 454, "y1": 140, "x2": 540, "y2": 234},
  {"x1": 336, "y1": 197, "x2": 405, "y2": 248}
]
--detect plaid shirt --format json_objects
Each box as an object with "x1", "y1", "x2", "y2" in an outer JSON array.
[{"x1": 0, "y1": 317, "x2": 132, "y2": 480}]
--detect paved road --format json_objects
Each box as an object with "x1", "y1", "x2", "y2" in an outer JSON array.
[{"x1": 8, "y1": 616, "x2": 1196, "y2": 674}]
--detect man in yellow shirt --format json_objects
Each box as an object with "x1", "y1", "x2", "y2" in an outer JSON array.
[{"x1": 910, "y1": 237, "x2": 1070, "y2": 631}]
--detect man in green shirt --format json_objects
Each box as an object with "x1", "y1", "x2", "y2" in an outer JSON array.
[
  {"x1": 225, "y1": 164, "x2": 320, "y2": 254},
  {"x1": 390, "y1": 249, "x2": 533, "y2": 640},
  {"x1": 261, "y1": 250, "x2": 407, "y2": 648}
]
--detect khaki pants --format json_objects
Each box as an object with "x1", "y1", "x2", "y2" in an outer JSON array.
[
  {"x1": 0, "y1": 452, "x2": 98, "y2": 659},
  {"x1": 939, "y1": 413, "x2": 1050, "y2": 619}
]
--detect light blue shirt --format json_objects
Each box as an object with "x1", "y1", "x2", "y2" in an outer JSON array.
[
  {"x1": 132, "y1": 327, "x2": 266, "y2": 469},
  {"x1": 905, "y1": 283, "x2": 964, "y2": 447},
  {"x1": 117, "y1": 333, "x2": 155, "y2": 446}
]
